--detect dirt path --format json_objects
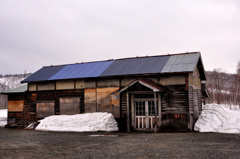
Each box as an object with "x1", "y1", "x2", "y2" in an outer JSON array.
[{"x1": 0, "y1": 128, "x2": 239, "y2": 159}]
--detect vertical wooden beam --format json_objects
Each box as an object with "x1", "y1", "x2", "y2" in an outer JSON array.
[
  {"x1": 158, "y1": 92, "x2": 162, "y2": 128},
  {"x1": 96, "y1": 80, "x2": 98, "y2": 112},
  {"x1": 36, "y1": 83, "x2": 39, "y2": 92},
  {"x1": 74, "y1": 80, "x2": 76, "y2": 90},
  {"x1": 127, "y1": 92, "x2": 130, "y2": 132},
  {"x1": 154, "y1": 92, "x2": 158, "y2": 132},
  {"x1": 131, "y1": 94, "x2": 135, "y2": 129},
  {"x1": 185, "y1": 74, "x2": 188, "y2": 91}
]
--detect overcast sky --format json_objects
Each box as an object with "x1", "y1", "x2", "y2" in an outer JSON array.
[{"x1": 0, "y1": 0, "x2": 240, "y2": 75}]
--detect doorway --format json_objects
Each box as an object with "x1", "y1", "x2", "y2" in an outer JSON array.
[{"x1": 134, "y1": 94, "x2": 159, "y2": 130}]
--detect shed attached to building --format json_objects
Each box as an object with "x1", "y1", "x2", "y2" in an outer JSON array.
[{"x1": 5, "y1": 52, "x2": 207, "y2": 131}]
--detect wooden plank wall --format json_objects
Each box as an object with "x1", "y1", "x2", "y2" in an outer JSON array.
[
  {"x1": 120, "y1": 84, "x2": 189, "y2": 130},
  {"x1": 198, "y1": 89, "x2": 202, "y2": 112},
  {"x1": 161, "y1": 85, "x2": 188, "y2": 130},
  {"x1": 21, "y1": 89, "x2": 84, "y2": 127},
  {"x1": 188, "y1": 86, "x2": 194, "y2": 114},
  {"x1": 120, "y1": 92, "x2": 127, "y2": 131},
  {"x1": 7, "y1": 93, "x2": 30, "y2": 127}
]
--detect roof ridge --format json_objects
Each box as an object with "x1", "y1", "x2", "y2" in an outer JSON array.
[{"x1": 42, "y1": 51, "x2": 200, "y2": 68}]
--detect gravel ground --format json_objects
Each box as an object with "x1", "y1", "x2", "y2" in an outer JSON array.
[{"x1": 0, "y1": 128, "x2": 240, "y2": 159}]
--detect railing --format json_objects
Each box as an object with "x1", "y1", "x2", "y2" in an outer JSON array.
[{"x1": 136, "y1": 116, "x2": 159, "y2": 129}]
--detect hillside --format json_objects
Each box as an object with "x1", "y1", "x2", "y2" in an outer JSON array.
[
  {"x1": 206, "y1": 70, "x2": 240, "y2": 106},
  {"x1": 0, "y1": 74, "x2": 31, "y2": 109},
  {"x1": 0, "y1": 74, "x2": 31, "y2": 92}
]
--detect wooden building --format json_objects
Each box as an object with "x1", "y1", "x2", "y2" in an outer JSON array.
[
  {"x1": 3, "y1": 52, "x2": 208, "y2": 131},
  {"x1": 1, "y1": 85, "x2": 28, "y2": 127}
]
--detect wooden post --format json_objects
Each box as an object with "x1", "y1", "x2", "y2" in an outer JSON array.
[
  {"x1": 127, "y1": 92, "x2": 130, "y2": 132},
  {"x1": 131, "y1": 94, "x2": 135, "y2": 129},
  {"x1": 158, "y1": 93, "x2": 162, "y2": 129},
  {"x1": 154, "y1": 92, "x2": 158, "y2": 132}
]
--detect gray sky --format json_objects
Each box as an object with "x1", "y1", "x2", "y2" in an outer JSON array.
[{"x1": 0, "y1": 0, "x2": 240, "y2": 75}]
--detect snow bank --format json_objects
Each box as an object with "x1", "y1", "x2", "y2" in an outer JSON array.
[
  {"x1": 36, "y1": 112, "x2": 119, "y2": 132},
  {"x1": 0, "y1": 109, "x2": 7, "y2": 127},
  {"x1": 194, "y1": 104, "x2": 240, "y2": 134}
]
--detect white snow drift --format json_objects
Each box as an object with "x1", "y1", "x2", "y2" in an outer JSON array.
[
  {"x1": 194, "y1": 104, "x2": 240, "y2": 134},
  {"x1": 0, "y1": 109, "x2": 7, "y2": 127},
  {"x1": 36, "y1": 112, "x2": 119, "y2": 132}
]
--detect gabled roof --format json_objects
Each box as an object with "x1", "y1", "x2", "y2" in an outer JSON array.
[
  {"x1": 22, "y1": 52, "x2": 206, "y2": 83},
  {"x1": 117, "y1": 79, "x2": 168, "y2": 93}
]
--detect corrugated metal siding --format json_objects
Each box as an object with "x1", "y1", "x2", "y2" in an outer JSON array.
[
  {"x1": 22, "y1": 65, "x2": 65, "y2": 82},
  {"x1": 49, "y1": 61, "x2": 114, "y2": 80},
  {"x1": 101, "y1": 56, "x2": 170, "y2": 76},
  {"x1": 161, "y1": 52, "x2": 200, "y2": 73}
]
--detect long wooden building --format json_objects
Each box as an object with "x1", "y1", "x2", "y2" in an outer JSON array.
[{"x1": 3, "y1": 52, "x2": 208, "y2": 131}]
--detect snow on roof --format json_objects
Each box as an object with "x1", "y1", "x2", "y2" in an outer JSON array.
[
  {"x1": 194, "y1": 104, "x2": 240, "y2": 134},
  {"x1": 35, "y1": 112, "x2": 119, "y2": 132}
]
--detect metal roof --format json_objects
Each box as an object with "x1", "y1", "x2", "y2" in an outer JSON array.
[
  {"x1": 22, "y1": 65, "x2": 65, "y2": 82},
  {"x1": 22, "y1": 52, "x2": 205, "y2": 83},
  {"x1": 101, "y1": 55, "x2": 170, "y2": 76},
  {"x1": 1, "y1": 85, "x2": 27, "y2": 94},
  {"x1": 161, "y1": 52, "x2": 200, "y2": 73},
  {"x1": 49, "y1": 61, "x2": 114, "y2": 80}
]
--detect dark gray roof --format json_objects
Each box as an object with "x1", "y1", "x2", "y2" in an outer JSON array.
[
  {"x1": 101, "y1": 55, "x2": 170, "y2": 76},
  {"x1": 23, "y1": 65, "x2": 65, "y2": 82},
  {"x1": 22, "y1": 52, "x2": 206, "y2": 83}
]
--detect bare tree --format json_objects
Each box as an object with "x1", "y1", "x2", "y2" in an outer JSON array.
[
  {"x1": 236, "y1": 61, "x2": 240, "y2": 106},
  {"x1": 211, "y1": 69, "x2": 228, "y2": 104}
]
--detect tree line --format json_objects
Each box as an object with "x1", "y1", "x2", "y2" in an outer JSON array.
[{"x1": 206, "y1": 61, "x2": 240, "y2": 106}]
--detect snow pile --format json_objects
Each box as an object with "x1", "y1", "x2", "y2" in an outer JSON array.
[
  {"x1": 0, "y1": 109, "x2": 7, "y2": 127},
  {"x1": 194, "y1": 104, "x2": 240, "y2": 134},
  {"x1": 36, "y1": 112, "x2": 119, "y2": 132},
  {"x1": 218, "y1": 104, "x2": 240, "y2": 111}
]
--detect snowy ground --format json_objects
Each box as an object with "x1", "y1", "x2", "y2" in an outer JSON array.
[
  {"x1": 36, "y1": 112, "x2": 119, "y2": 132},
  {"x1": 0, "y1": 109, "x2": 7, "y2": 127},
  {"x1": 1, "y1": 104, "x2": 240, "y2": 134},
  {"x1": 194, "y1": 104, "x2": 240, "y2": 134}
]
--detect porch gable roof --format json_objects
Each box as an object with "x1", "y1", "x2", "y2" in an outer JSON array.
[{"x1": 117, "y1": 79, "x2": 167, "y2": 93}]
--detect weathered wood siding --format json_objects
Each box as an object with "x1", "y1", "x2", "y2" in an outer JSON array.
[
  {"x1": 36, "y1": 101, "x2": 55, "y2": 118},
  {"x1": 25, "y1": 89, "x2": 84, "y2": 126},
  {"x1": 8, "y1": 100, "x2": 24, "y2": 112},
  {"x1": 56, "y1": 80, "x2": 75, "y2": 90},
  {"x1": 97, "y1": 87, "x2": 120, "y2": 118},
  {"x1": 84, "y1": 88, "x2": 97, "y2": 113},
  {"x1": 7, "y1": 93, "x2": 29, "y2": 127},
  {"x1": 59, "y1": 97, "x2": 81, "y2": 115},
  {"x1": 159, "y1": 75, "x2": 186, "y2": 86},
  {"x1": 161, "y1": 85, "x2": 188, "y2": 129}
]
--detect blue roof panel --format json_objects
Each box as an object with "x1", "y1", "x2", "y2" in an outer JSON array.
[{"x1": 49, "y1": 61, "x2": 114, "y2": 80}]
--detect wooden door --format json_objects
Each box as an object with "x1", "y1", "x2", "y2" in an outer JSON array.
[{"x1": 135, "y1": 100, "x2": 159, "y2": 130}]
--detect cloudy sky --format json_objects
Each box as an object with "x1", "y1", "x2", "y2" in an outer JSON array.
[{"x1": 0, "y1": 0, "x2": 240, "y2": 75}]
